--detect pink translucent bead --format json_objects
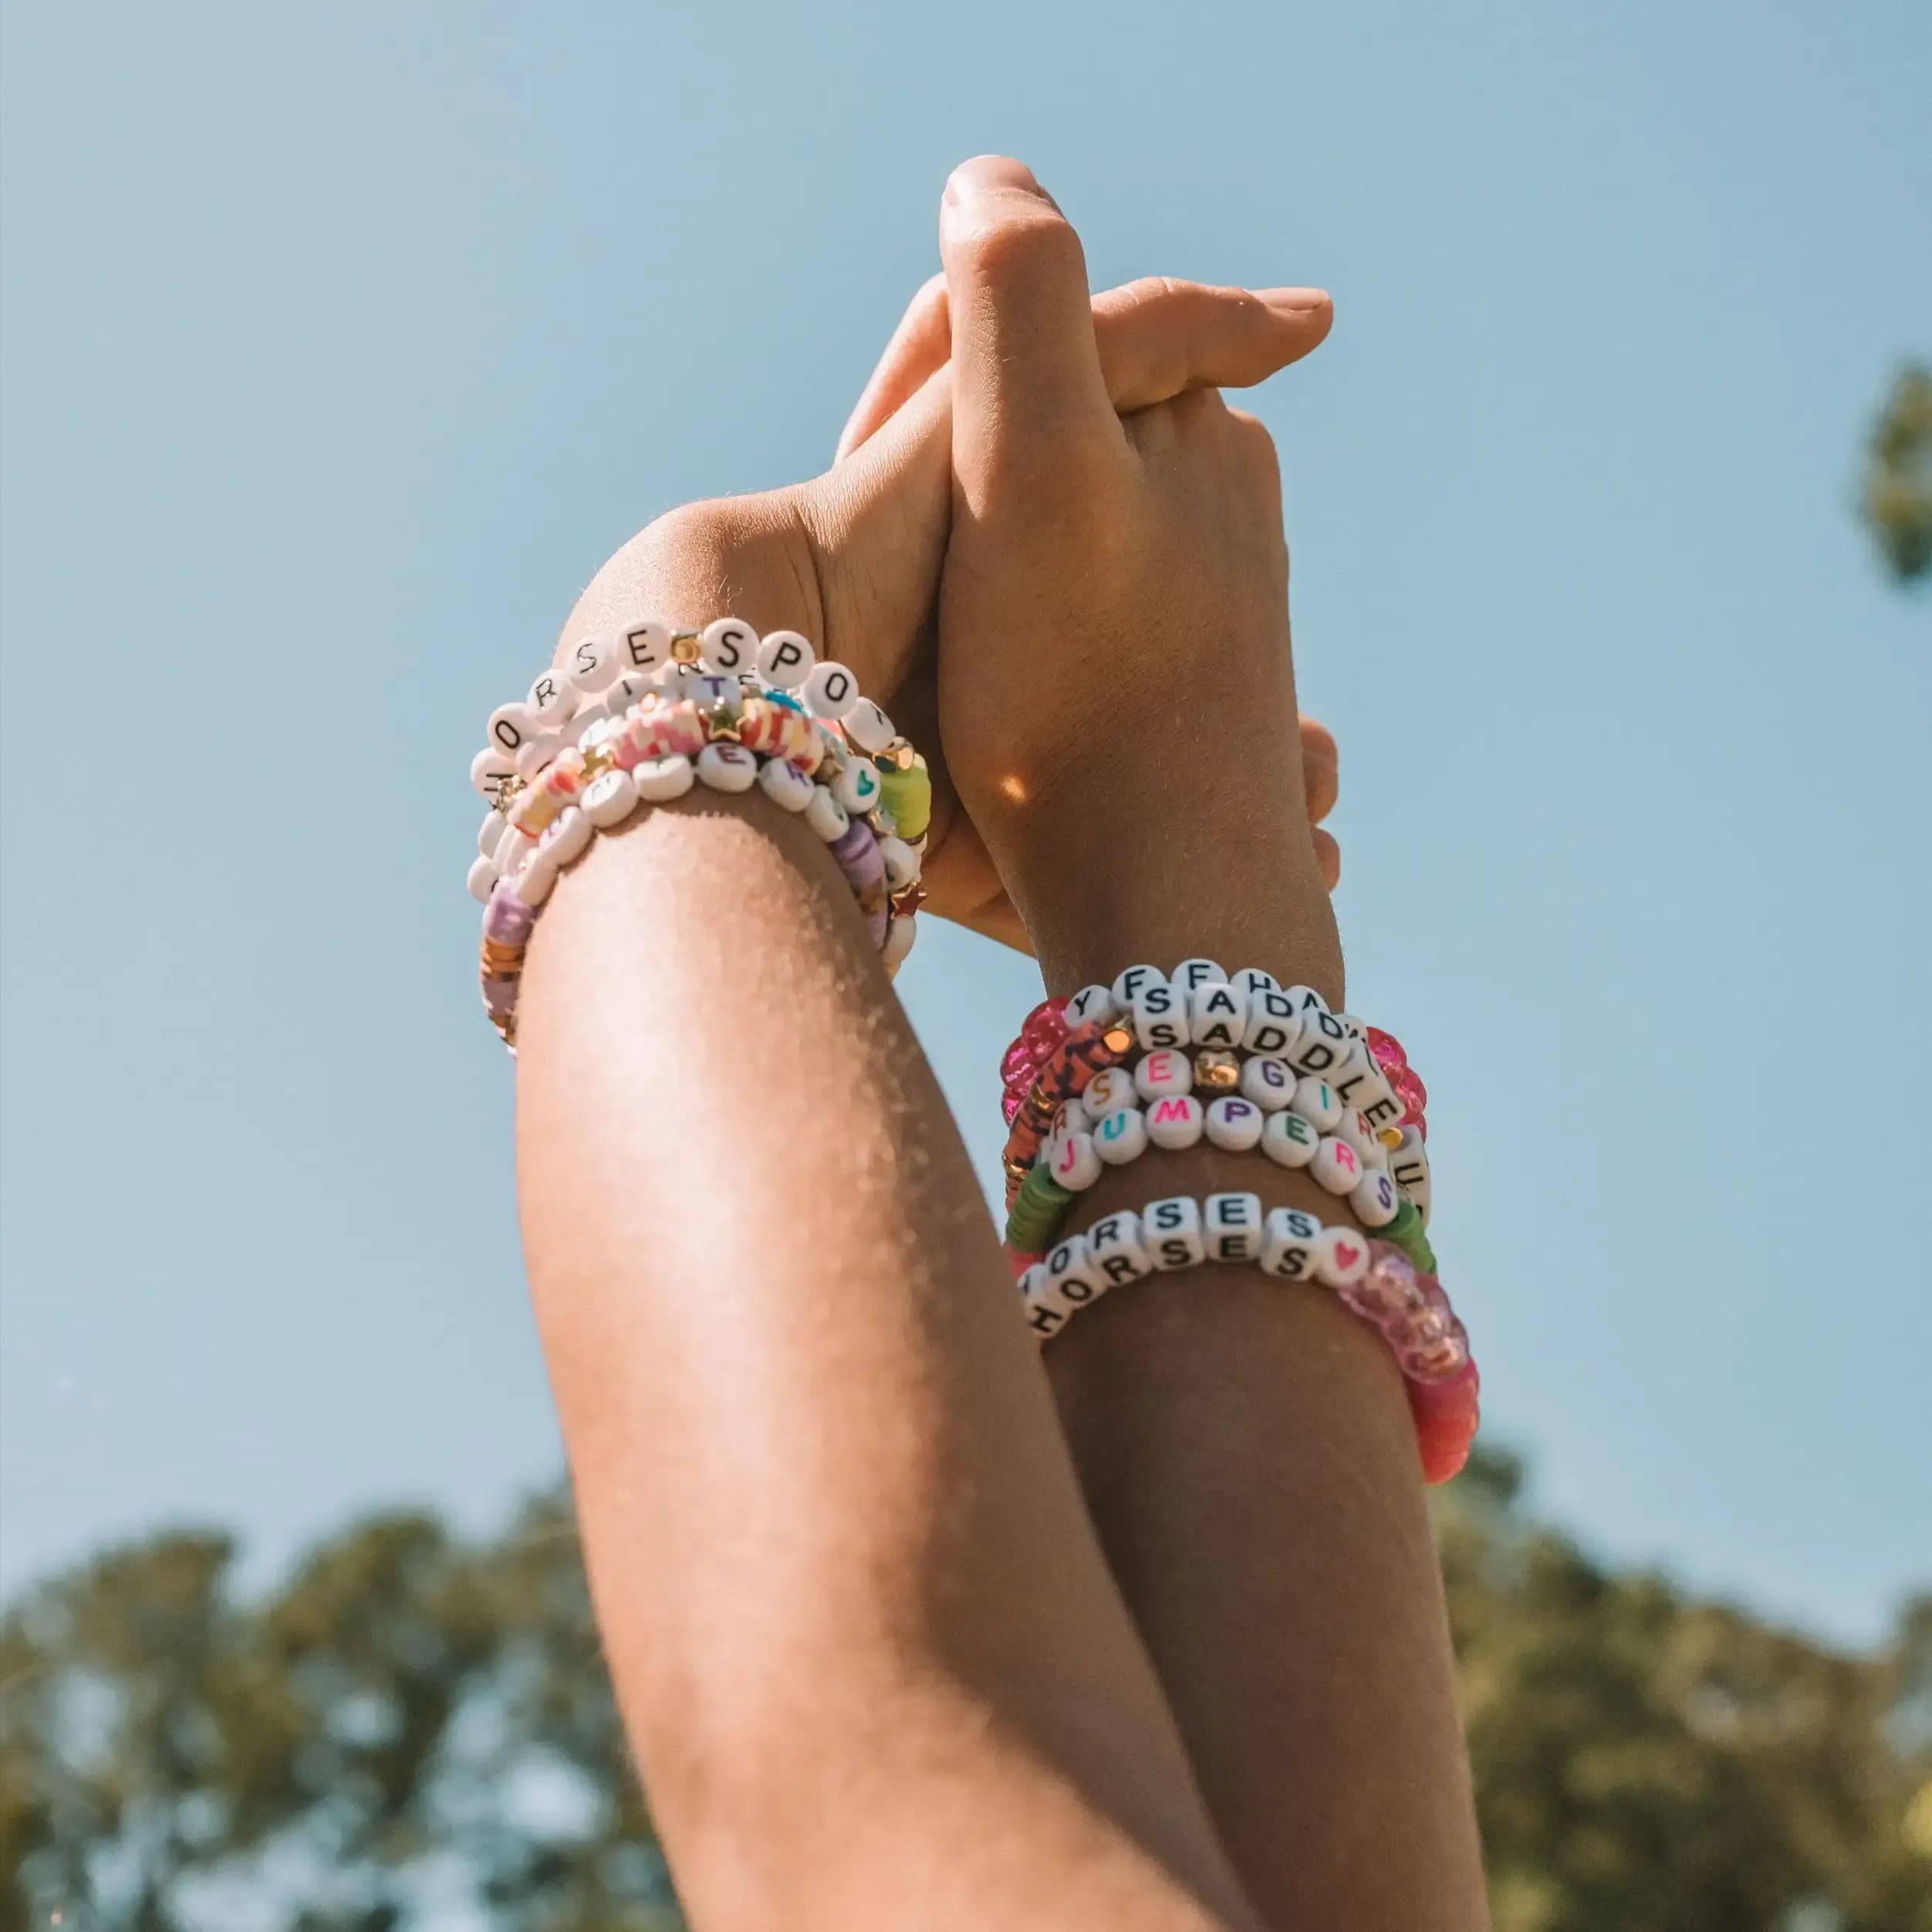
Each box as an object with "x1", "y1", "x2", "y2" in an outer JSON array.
[
  {"x1": 1366, "y1": 1026, "x2": 1407, "y2": 1074},
  {"x1": 1001, "y1": 1083, "x2": 1026, "y2": 1126},
  {"x1": 1391, "y1": 1066, "x2": 1429, "y2": 1136},
  {"x1": 1001, "y1": 1040, "x2": 1036, "y2": 1086},
  {"x1": 1338, "y1": 1243, "x2": 1417, "y2": 1327},
  {"x1": 1021, "y1": 1000, "x2": 1070, "y2": 1062}
]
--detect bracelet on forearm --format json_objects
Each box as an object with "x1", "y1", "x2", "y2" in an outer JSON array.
[{"x1": 465, "y1": 620, "x2": 927, "y2": 1046}]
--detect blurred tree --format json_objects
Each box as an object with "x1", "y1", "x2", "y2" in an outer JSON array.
[
  {"x1": 1862, "y1": 364, "x2": 1932, "y2": 583},
  {"x1": 3, "y1": 1458, "x2": 1926, "y2": 1930}
]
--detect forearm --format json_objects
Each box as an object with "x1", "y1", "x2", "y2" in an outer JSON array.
[
  {"x1": 1022, "y1": 844, "x2": 1488, "y2": 1932},
  {"x1": 512, "y1": 628, "x2": 1258, "y2": 1927}
]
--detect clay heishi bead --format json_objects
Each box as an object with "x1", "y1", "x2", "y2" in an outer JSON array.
[
  {"x1": 1083, "y1": 1066, "x2": 1138, "y2": 1115},
  {"x1": 1065, "y1": 984, "x2": 1121, "y2": 1027},
  {"x1": 1132, "y1": 982, "x2": 1189, "y2": 1052},
  {"x1": 482, "y1": 882, "x2": 538, "y2": 946},
  {"x1": 634, "y1": 753, "x2": 696, "y2": 802},
  {"x1": 1172, "y1": 957, "x2": 1226, "y2": 995},
  {"x1": 1202, "y1": 1191, "x2": 1264, "y2": 1263},
  {"x1": 1244, "y1": 988, "x2": 1303, "y2": 1059},
  {"x1": 804, "y1": 660, "x2": 860, "y2": 719},
  {"x1": 1087, "y1": 1210, "x2": 1151, "y2": 1287},
  {"x1": 1143, "y1": 1196, "x2": 1206, "y2": 1270},
  {"x1": 526, "y1": 668, "x2": 574, "y2": 726},
  {"x1": 1312, "y1": 1225, "x2": 1371, "y2": 1290},
  {"x1": 804, "y1": 786, "x2": 850, "y2": 842},
  {"x1": 1046, "y1": 1233, "x2": 1105, "y2": 1305},
  {"x1": 1145, "y1": 1094, "x2": 1205, "y2": 1151},
  {"x1": 755, "y1": 629, "x2": 816, "y2": 688},
  {"x1": 1233, "y1": 966, "x2": 1279, "y2": 997},
  {"x1": 1111, "y1": 963, "x2": 1165, "y2": 1008},
  {"x1": 1189, "y1": 982, "x2": 1248, "y2": 1050},
  {"x1": 1309, "y1": 1135, "x2": 1363, "y2": 1196},
  {"x1": 1259, "y1": 1206, "x2": 1322, "y2": 1281},
  {"x1": 1260, "y1": 1110, "x2": 1321, "y2": 1169},
  {"x1": 701, "y1": 617, "x2": 758, "y2": 675},
  {"x1": 1134, "y1": 1049, "x2": 1192, "y2": 1101},
  {"x1": 563, "y1": 634, "x2": 620, "y2": 692},
  {"x1": 1094, "y1": 1106, "x2": 1149, "y2": 1167},
  {"x1": 1241, "y1": 1055, "x2": 1296, "y2": 1109},
  {"x1": 580, "y1": 768, "x2": 640, "y2": 828},
  {"x1": 617, "y1": 621, "x2": 671, "y2": 674},
  {"x1": 841, "y1": 697, "x2": 896, "y2": 754},
  {"x1": 757, "y1": 757, "x2": 814, "y2": 812},
  {"x1": 1293, "y1": 1077, "x2": 1345, "y2": 1131},
  {"x1": 1351, "y1": 1169, "x2": 1401, "y2": 1229},
  {"x1": 1204, "y1": 1096, "x2": 1265, "y2": 1153}
]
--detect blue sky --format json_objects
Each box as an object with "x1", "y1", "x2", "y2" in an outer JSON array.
[{"x1": 2, "y1": 0, "x2": 1927, "y2": 1646}]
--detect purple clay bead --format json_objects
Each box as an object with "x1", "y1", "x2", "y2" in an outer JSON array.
[
  {"x1": 864, "y1": 906, "x2": 889, "y2": 949},
  {"x1": 481, "y1": 975, "x2": 519, "y2": 1018},
  {"x1": 828, "y1": 818, "x2": 885, "y2": 889},
  {"x1": 484, "y1": 880, "x2": 538, "y2": 945}
]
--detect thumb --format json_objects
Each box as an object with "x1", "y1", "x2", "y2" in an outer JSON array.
[{"x1": 939, "y1": 157, "x2": 1112, "y2": 494}]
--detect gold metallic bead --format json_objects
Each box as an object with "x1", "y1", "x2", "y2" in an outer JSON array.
[
  {"x1": 1379, "y1": 1126, "x2": 1406, "y2": 1150},
  {"x1": 1100, "y1": 1023, "x2": 1134, "y2": 1059},
  {"x1": 577, "y1": 745, "x2": 616, "y2": 780},
  {"x1": 670, "y1": 630, "x2": 702, "y2": 664},
  {"x1": 1193, "y1": 1049, "x2": 1240, "y2": 1091}
]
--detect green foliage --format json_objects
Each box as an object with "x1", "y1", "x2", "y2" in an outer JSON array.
[
  {"x1": 1861, "y1": 364, "x2": 1932, "y2": 583},
  {"x1": 4, "y1": 1460, "x2": 1927, "y2": 1930}
]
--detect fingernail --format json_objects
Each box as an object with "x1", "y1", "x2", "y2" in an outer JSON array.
[
  {"x1": 1258, "y1": 287, "x2": 1332, "y2": 313},
  {"x1": 945, "y1": 155, "x2": 1058, "y2": 210}
]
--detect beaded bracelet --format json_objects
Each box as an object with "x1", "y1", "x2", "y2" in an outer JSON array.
[
  {"x1": 1017, "y1": 1196, "x2": 1478, "y2": 1484},
  {"x1": 468, "y1": 621, "x2": 929, "y2": 1045}
]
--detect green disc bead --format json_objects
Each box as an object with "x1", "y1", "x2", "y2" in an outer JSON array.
[
  {"x1": 876, "y1": 762, "x2": 932, "y2": 842},
  {"x1": 1005, "y1": 1165, "x2": 1073, "y2": 1250}
]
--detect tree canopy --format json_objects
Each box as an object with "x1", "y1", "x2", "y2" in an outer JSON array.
[
  {"x1": 1862, "y1": 364, "x2": 1932, "y2": 583},
  {"x1": 5, "y1": 1453, "x2": 1927, "y2": 1931}
]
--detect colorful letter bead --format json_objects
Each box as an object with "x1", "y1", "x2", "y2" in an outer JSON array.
[
  {"x1": 1049, "y1": 1132, "x2": 1102, "y2": 1192},
  {"x1": 1145, "y1": 1094, "x2": 1206, "y2": 1151},
  {"x1": 1083, "y1": 1066, "x2": 1138, "y2": 1115},
  {"x1": 1203, "y1": 1191, "x2": 1264, "y2": 1262},
  {"x1": 1134, "y1": 1049, "x2": 1192, "y2": 1100},
  {"x1": 1240, "y1": 1055, "x2": 1296, "y2": 1109},
  {"x1": 1352, "y1": 1169, "x2": 1402, "y2": 1229},
  {"x1": 804, "y1": 786, "x2": 850, "y2": 841},
  {"x1": 1204, "y1": 1095, "x2": 1264, "y2": 1152},
  {"x1": 1310, "y1": 1135, "x2": 1362, "y2": 1195},
  {"x1": 1260, "y1": 1109, "x2": 1321, "y2": 1169},
  {"x1": 696, "y1": 742, "x2": 759, "y2": 792},
  {"x1": 634, "y1": 753, "x2": 696, "y2": 801},
  {"x1": 1293, "y1": 1077, "x2": 1345, "y2": 1132},
  {"x1": 757, "y1": 756, "x2": 814, "y2": 811},
  {"x1": 1144, "y1": 1196, "x2": 1206, "y2": 1270},
  {"x1": 1094, "y1": 1106, "x2": 1150, "y2": 1166},
  {"x1": 1312, "y1": 1224, "x2": 1371, "y2": 1289}
]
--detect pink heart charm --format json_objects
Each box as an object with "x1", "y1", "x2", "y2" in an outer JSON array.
[{"x1": 1333, "y1": 1242, "x2": 1360, "y2": 1269}]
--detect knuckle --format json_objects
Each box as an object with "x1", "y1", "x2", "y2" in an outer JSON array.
[{"x1": 954, "y1": 203, "x2": 1085, "y2": 288}]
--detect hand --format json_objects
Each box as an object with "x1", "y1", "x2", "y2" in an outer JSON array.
[
  {"x1": 552, "y1": 259, "x2": 1335, "y2": 951},
  {"x1": 930, "y1": 157, "x2": 1342, "y2": 993}
]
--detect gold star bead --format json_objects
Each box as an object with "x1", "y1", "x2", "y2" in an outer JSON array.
[{"x1": 1193, "y1": 1049, "x2": 1240, "y2": 1091}]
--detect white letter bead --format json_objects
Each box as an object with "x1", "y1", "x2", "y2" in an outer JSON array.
[
  {"x1": 1240, "y1": 1055, "x2": 1296, "y2": 1109},
  {"x1": 1310, "y1": 1135, "x2": 1364, "y2": 1195},
  {"x1": 882, "y1": 915, "x2": 917, "y2": 973},
  {"x1": 513, "y1": 733, "x2": 563, "y2": 779},
  {"x1": 1046, "y1": 1237, "x2": 1107, "y2": 1311},
  {"x1": 478, "y1": 808, "x2": 509, "y2": 858},
  {"x1": 1283, "y1": 983, "x2": 1331, "y2": 1016},
  {"x1": 1132, "y1": 983, "x2": 1190, "y2": 1051},
  {"x1": 1087, "y1": 1212, "x2": 1151, "y2": 1287},
  {"x1": 832, "y1": 757, "x2": 883, "y2": 815},
  {"x1": 617, "y1": 621, "x2": 671, "y2": 672},
  {"x1": 1313, "y1": 1224, "x2": 1372, "y2": 1289},
  {"x1": 537, "y1": 806, "x2": 592, "y2": 869},
  {"x1": 1233, "y1": 966, "x2": 1279, "y2": 996},
  {"x1": 466, "y1": 854, "x2": 497, "y2": 903},
  {"x1": 1064, "y1": 983, "x2": 1121, "y2": 1027},
  {"x1": 804, "y1": 786, "x2": 850, "y2": 841},
  {"x1": 1083, "y1": 1066, "x2": 1138, "y2": 1115},
  {"x1": 1049, "y1": 1133, "x2": 1102, "y2": 1192},
  {"x1": 1204, "y1": 1096, "x2": 1265, "y2": 1152},
  {"x1": 1287, "y1": 1009, "x2": 1352, "y2": 1076},
  {"x1": 1094, "y1": 1105, "x2": 1149, "y2": 1166},
  {"x1": 1351, "y1": 1168, "x2": 1402, "y2": 1228},
  {"x1": 1143, "y1": 1196, "x2": 1206, "y2": 1270},
  {"x1": 696, "y1": 742, "x2": 758, "y2": 792},
  {"x1": 700, "y1": 617, "x2": 758, "y2": 675},
  {"x1": 1189, "y1": 982, "x2": 1248, "y2": 1049},
  {"x1": 487, "y1": 701, "x2": 534, "y2": 756},
  {"x1": 757, "y1": 756, "x2": 814, "y2": 812},
  {"x1": 1260, "y1": 1109, "x2": 1321, "y2": 1169},
  {"x1": 1134, "y1": 1049, "x2": 1192, "y2": 1100},
  {"x1": 1243, "y1": 988, "x2": 1304, "y2": 1059},
  {"x1": 840, "y1": 697, "x2": 895, "y2": 753},
  {"x1": 579, "y1": 768, "x2": 638, "y2": 828},
  {"x1": 512, "y1": 842, "x2": 560, "y2": 906},
  {"x1": 526, "y1": 668, "x2": 573, "y2": 725},
  {"x1": 1328, "y1": 1043, "x2": 1373, "y2": 1109},
  {"x1": 1260, "y1": 1206, "x2": 1323, "y2": 1280},
  {"x1": 605, "y1": 670, "x2": 655, "y2": 713},
  {"x1": 754, "y1": 629, "x2": 816, "y2": 687},
  {"x1": 1052, "y1": 1094, "x2": 1094, "y2": 1138},
  {"x1": 1389, "y1": 1128, "x2": 1431, "y2": 1224},
  {"x1": 803, "y1": 659, "x2": 859, "y2": 719},
  {"x1": 1145, "y1": 1094, "x2": 1205, "y2": 1151},
  {"x1": 1203, "y1": 1191, "x2": 1264, "y2": 1262},
  {"x1": 876, "y1": 835, "x2": 919, "y2": 889},
  {"x1": 1172, "y1": 957, "x2": 1227, "y2": 994},
  {"x1": 1355, "y1": 1066, "x2": 1403, "y2": 1134},
  {"x1": 633, "y1": 753, "x2": 696, "y2": 801},
  {"x1": 1344, "y1": 1113, "x2": 1389, "y2": 1172},
  {"x1": 563, "y1": 634, "x2": 619, "y2": 692},
  {"x1": 1293, "y1": 1077, "x2": 1345, "y2": 1131},
  {"x1": 1019, "y1": 1267, "x2": 1072, "y2": 1338},
  {"x1": 1111, "y1": 963, "x2": 1165, "y2": 1007},
  {"x1": 471, "y1": 747, "x2": 517, "y2": 796}
]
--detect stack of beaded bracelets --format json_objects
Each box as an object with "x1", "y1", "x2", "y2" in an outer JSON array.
[
  {"x1": 466, "y1": 618, "x2": 930, "y2": 1046},
  {"x1": 998, "y1": 964, "x2": 1475, "y2": 1482}
]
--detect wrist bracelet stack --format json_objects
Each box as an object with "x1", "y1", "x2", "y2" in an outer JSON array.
[
  {"x1": 464, "y1": 619, "x2": 927, "y2": 1046},
  {"x1": 999, "y1": 964, "x2": 1477, "y2": 1483}
]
